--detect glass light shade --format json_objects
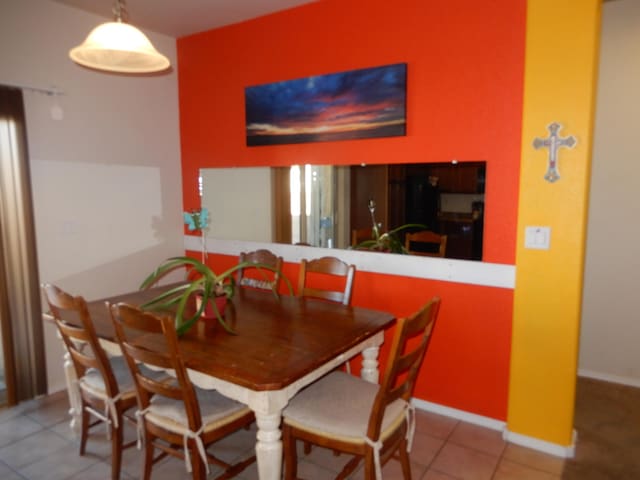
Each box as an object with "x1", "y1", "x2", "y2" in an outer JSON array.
[{"x1": 69, "y1": 21, "x2": 170, "y2": 73}]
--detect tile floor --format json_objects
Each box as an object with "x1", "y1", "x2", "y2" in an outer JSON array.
[{"x1": 0, "y1": 377, "x2": 636, "y2": 479}]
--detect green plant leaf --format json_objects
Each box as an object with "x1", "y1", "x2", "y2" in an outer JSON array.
[{"x1": 139, "y1": 255, "x2": 291, "y2": 337}]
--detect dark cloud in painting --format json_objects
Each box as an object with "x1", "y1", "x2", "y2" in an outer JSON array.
[{"x1": 245, "y1": 63, "x2": 407, "y2": 146}]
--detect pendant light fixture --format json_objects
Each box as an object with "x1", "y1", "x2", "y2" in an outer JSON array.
[{"x1": 69, "y1": 0, "x2": 170, "y2": 74}]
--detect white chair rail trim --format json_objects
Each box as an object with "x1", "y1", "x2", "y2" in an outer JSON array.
[{"x1": 184, "y1": 235, "x2": 515, "y2": 290}]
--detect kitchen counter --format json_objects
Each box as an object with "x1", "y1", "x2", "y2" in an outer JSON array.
[{"x1": 438, "y1": 212, "x2": 476, "y2": 223}]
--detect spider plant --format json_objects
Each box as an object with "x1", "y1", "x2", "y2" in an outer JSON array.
[{"x1": 139, "y1": 256, "x2": 289, "y2": 336}]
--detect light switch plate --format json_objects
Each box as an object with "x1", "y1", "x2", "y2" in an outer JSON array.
[{"x1": 524, "y1": 226, "x2": 551, "y2": 250}]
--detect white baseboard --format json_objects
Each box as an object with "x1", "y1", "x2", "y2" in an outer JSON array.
[
  {"x1": 503, "y1": 428, "x2": 576, "y2": 459},
  {"x1": 412, "y1": 397, "x2": 576, "y2": 459},
  {"x1": 578, "y1": 369, "x2": 640, "y2": 388},
  {"x1": 411, "y1": 397, "x2": 506, "y2": 432}
]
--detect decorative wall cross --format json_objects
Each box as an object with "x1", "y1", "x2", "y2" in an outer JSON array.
[{"x1": 533, "y1": 122, "x2": 576, "y2": 183}]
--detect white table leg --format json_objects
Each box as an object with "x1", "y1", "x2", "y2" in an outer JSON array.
[
  {"x1": 62, "y1": 349, "x2": 81, "y2": 433},
  {"x1": 254, "y1": 411, "x2": 283, "y2": 480},
  {"x1": 361, "y1": 346, "x2": 380, "y2": 383}
]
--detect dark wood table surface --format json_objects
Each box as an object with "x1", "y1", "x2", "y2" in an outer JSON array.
[{"x1": 88, "y1": 283, "x2": 395, "y2": 391}]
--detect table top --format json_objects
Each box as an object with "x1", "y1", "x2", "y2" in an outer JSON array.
[{"x1": 86, "y1": 284, "x2": 395, "y2": 392}]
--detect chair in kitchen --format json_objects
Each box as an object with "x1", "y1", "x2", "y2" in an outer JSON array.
[
  {"x1": 405, "y1": 230, "x2": 448, "y2": 257},
  {"x1": 351, "y1": 227, "x2": 374, "y2": 248},
  {"x1": 237, "y1": 248, "x2": 284, "y2": 292},
  {"x1": 109, "y1": 302, "x2": 256, "y2": 480},
  {"x1": 297, "y1": 256, "x2": 355, "y2": 306},
  {"x1": 42, "y1": 283, "x2": 138, "y2": 480},
  {"x1": 282, "y1": 296, "x2": 441, "y2": 480}
]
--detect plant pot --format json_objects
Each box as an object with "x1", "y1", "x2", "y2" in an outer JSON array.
[{"x1": 195, "y1": 294, "x2": 227, "y2": 320}]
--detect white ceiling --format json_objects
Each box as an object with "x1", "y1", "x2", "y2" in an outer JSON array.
[{"x1": 51, "y1": 0, "x2": 317, "y2": 38}]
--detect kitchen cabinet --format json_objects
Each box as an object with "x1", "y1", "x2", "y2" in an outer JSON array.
[
  {"x1": 429, "y1": 162, "x2": 485, "y2": 193},
  {"x1": 437, "y1": 213, "x2": 483, "y2": 260}
]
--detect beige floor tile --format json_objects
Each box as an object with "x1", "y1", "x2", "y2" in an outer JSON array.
[
  {"x1": 150, "y1": 456, "x2": 199, "y2": 479},
  {"x1": 0, "y1": 415, "x2": 44, "y2": 448},
  {"x1": 0, "y1": 377, "x2": 636, "y2": 479},
  {"x1": 493, "y1": 458, "x2": 561, "y2": 480},
  {"x1": 304, "y1": 460, "x2": 348, "y2": 479},
  {"x1": 0, "y1": 429, "x2": 71, "y2": 470},
  {"x1": 0, "y1": 461, "x2": 25, "y2": 480},
  {"x1": 296, "y1": 444, "x2": 354, "y2": 473},
  {"x1": 49, "y1": 418, "x2": 80, "y2": 443},
  {"x1": 410, "y1": 431, "x2": 446, "y2": 467},
  {"x1": 448, "y1": 421, "x2": 507, "y2": 457},
  {"x1": 430, "y1": 442, "x2": 499, "y2": 480},
  {"x1": 502, "y1": 444, "x2": 565, "y2": 475},
  {"x1": 208, "y1": 424, "x2": 257, "y2": 463},
  {"x1": 24, "y1": 394, "x2": 72, "y2": 427},
  {"x1": 16, "y1": 442, "x2": 102, "y2": 480},
  {"x1": 415, "y1": 410, "x2": 458, "y2": 440},
  {"x1": 118, "y1": 441, "x2": 146, "y2": 478},
  {"x1": 68, "y1": 460, "x2": 135, "y2": 479},
  {"x1": 350, "y1": 459, "x2": 427, "y2": 480},
  {"x1": 422, "y1": 470, "x2": 461, "y2": 479}
]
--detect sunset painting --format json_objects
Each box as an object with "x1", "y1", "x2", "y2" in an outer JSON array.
[{"x1": 245, "y1": 63, "x2": 407, "y2": 146}]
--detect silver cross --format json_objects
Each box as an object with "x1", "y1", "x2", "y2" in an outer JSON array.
[{"x1": 533, "y1": 122, "x2": 576, "y2": 183}]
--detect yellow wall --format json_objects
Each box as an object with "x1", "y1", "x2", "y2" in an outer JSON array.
[{"x1": 509, "y1": 0, "x2": 601, "y2": 446}]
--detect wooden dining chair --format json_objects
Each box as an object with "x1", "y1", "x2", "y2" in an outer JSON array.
[
  {"x1": 351, "y1": 227, "x2": 373, "y2": 247},
  {"x1": 282, "y1": 296, "x2": 441, "y2": 480},
  {"x1": 404, "y1": 230, "x2": 448, "y2": 257},
  {"x1": 237, "y1": 248, "x2": 284, "y2": 292},
  {"x1": 42, "y1": 283, "x2": 139, "y2": 480},
  {"x1": 297, "y1": 255, "x2": 357, "y2": 435},
  {"x1": 297, "y1": 256, "x2": 355, "y2": 306},
  {"x1": 109, "y1": 302, "x2": 256, "y2": 480}
]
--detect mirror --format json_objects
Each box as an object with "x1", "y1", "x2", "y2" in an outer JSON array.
[{"x1": 200, "y1": 161, "x2": 486, "y2": 261}]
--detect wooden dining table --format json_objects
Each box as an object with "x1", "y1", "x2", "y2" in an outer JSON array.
[{"x1": 55, "y1": 283, "x2": 396, "y2": 480}]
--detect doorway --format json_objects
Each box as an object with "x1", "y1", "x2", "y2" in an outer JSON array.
[{"x1": 0, "y1": 85, "x2": 47, "y2": 406}]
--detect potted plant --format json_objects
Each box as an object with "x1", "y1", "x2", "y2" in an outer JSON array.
[
  {"x1": 139, "y1": 256, "x2": 289, "y2": 336},
  {"x1": 352, "y1": 199, "x2": 427, "y2": 254}
]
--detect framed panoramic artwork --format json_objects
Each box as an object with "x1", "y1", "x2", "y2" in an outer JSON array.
[{"x1": 245, "y1": 63, "x2": 407, "y2": 146}]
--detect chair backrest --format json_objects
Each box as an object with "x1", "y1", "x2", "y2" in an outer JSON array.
[
  {"x1": 297, "y1": 256, "x2": 356, "y2": 305},
  {"x1": 237, "y1": 249, "x2": 284, "y2": 291},
  {"x1": 405, "y1": 230, "x2": 447, "y2": 257},
  {"x1": 42, "y1": 283, "x2": 119, "y2": 398},
  {"x1": 351, "y1": 227, "x2": 373, "y2": 247},
  {"x1": 368, "y1": 297, "x2": 441, "y2": 440},
  {"x1": 109, "y1": 303, "x2": 203, "y2": 431}
]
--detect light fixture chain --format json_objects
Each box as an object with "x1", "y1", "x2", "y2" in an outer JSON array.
[{"x1": 112, "y1": 0, "x2": 129, "y2": 23}]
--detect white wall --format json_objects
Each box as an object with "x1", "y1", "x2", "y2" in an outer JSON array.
[
  {"x1": 0, "y1": 0, "x2": 184, "y2": 393},
  {"x1": 201, "y1": 168, "x2": 273, "y2": 242},
  {"x1": 579, "y1": 0, "x2": 640, "y2": 386}
]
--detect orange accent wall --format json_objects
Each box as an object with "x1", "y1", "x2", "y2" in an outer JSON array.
[
  {"x1": 179, "y1": 0, "x2": 525, "y2": 420},
  {"x1": 189, "y1": 250, "x2": 513, "y2": 420}
]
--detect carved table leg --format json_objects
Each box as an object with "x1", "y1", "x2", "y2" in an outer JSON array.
[
  {"x1": 254, "y1": 411, "x2": 283, "y2": 480},
  {"x1": 361, "y1": 346, "x2": 380, "y2": 384}
]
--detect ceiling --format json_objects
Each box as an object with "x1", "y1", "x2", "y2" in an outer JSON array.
[{"x1": 51, "y1": 0, "x2": 317, "y2": 38}]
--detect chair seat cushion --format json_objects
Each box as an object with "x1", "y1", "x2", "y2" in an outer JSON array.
[
  {"x1": 145, "y1": 386, "x2": 251, "y2": 434},
  {"x1": 283, "y1": 371, "x2": 407, "y2": 443},
  {"x1": 80, "y1": 356, "x2": 166, "y2": 398}
]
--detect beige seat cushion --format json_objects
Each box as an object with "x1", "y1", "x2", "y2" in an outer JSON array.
[
  {"x1": 80, "y1": 356, "x2": 167, "y2": 398},
  {"x1": 145, "y1": 386, "x2": 251, "y2": 434},
  {"x1": 283, "y1": 371, "x2": 407, "y2": 443},
  {"x1": 80, "y1": 356, "x2": 135, "y2": 394}
]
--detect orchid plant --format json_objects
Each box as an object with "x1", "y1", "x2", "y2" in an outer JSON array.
[
  {"x1": 184, "y1": 208, "x2": 209, "y2": 262},
  {"x1": 353, "y1": 199, "x2": 427, "y2": 254}
]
